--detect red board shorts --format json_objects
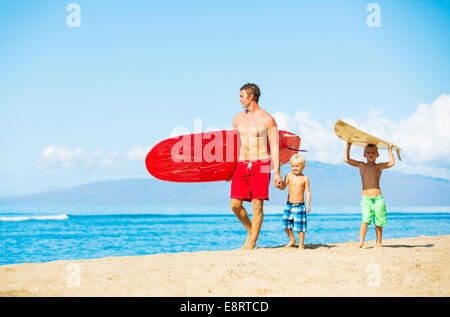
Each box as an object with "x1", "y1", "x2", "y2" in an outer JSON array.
[{"x1": 230, "y1": 159, "x2": 271, "y2": 202}]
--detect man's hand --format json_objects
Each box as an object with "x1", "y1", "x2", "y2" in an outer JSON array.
[
  {"x1": 274, "y1": 172, "x2": 283, "y2": 188},
  {"x1": 388, "y1": 143, "x2": 394, "y2": 151},
  {"x1": 306, "y1": 206, "x2": 311, "y2": 213}
]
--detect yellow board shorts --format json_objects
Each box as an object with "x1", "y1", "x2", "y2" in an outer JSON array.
[{"x1": 360, "y1": 195, "x2": 387, "y2": 226}]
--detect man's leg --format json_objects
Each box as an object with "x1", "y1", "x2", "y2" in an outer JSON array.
[
  {"x1": 242, "y1": 199, "x2": 264, "y2": 249},
  {"x1": 230, "y1": 198, "x2": 252, "y2": 247}
]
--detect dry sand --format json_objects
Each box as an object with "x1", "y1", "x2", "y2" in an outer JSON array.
[{"x1": 1, "y1": 235, "x2": 449, "y2": 297}]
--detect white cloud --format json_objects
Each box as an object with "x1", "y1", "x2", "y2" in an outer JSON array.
[
  {"x1": 273, "y1": 111, "x2": 292, "y2": 131},
  {"x1": 292, "y1": 111, "x2": 345, "y2": 164},
  {"x1": 38, "y1": 146, "x2": 94, "y2": 168},
  {"x1": 394, "y1": 95, "x2": 450, "y2": 164},
  {"x1": 275, "y1": 111, "x2": 345, "y2": 164},
  {"x1": 37, "y1": 95, "x2": 450, "y2": 180},
  {"x1": 38, "y1": 144, "x2": 154, "y2": 170},
  {"x1": 38, "y1": 146, "x2": 121, "y2": 169},
  {"x1": 126, "y1": 146, "x2": 152, "y2": 161},
  {"x1": 274, "y1": 94, "x2": 450, "y2": 179},
  {"x1": 342, "y1": 94, "x2": 450, "y2": 165},
  {"x1": 99, "y1": 152, "x2": 121, "y2": 169}
]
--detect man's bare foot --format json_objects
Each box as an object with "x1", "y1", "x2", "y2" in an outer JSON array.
[
  {"x1": 241, "y1": 240, "x2": 256, "y2": 250},
  {"x1": 239, "y1": 233, "x2": 252, "y2": 249},
  {"x1": 298, "y1": 245, "x2": 304, "y2": 250},
  {"x1": 375, "y1": 243, "x2": 383, "y2": 248},
  {"x1": 284, "y1": 240, "x2": 296, "y2": 248},
  {"x1": 357, "y1": 242, "x2": 364, "y2": 248}
]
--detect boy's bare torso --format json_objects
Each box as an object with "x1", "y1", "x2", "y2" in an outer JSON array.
[
  {"x1": 345, "y1": 143, "x2": 395, "y2": 198},
  {"x1": 287, "y1": 173, "x2": 307, "y2": 203},
  {"x1": 234, "y1": 110, "x2": 272, "y2": 161},
  {"x1": 359, "y1": 163, "x2": 383, "y2": 197}
]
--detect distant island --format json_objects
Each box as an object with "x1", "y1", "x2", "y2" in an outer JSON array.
[{"x1": 0, "y1": 161, "x2": 449, "y2": 213}]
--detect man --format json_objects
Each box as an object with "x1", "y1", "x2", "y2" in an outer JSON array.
[{"x1": 230, "y1": 83, "x2": 283, "y2": 249}]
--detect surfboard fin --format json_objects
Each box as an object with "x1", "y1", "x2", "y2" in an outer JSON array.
[{"x1": 287, "y1": 147, "x2": 307, "y2": 152}]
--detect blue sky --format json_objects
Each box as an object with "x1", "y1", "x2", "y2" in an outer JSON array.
[{"x1": 1, "y1": 0, "x2": 449, "y2": 197}]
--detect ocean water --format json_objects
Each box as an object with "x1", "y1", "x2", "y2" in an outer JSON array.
[{"x1": 1, "y1": 211, "x2": 450, "y2": 266}]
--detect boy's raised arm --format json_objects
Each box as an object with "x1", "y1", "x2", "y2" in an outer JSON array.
[
  {"x1": 344, "y1": 143, "x2": 362, "y2": 167},
  {"x1": 380, "y1": 143, "x2": 396, "y2": 169}
]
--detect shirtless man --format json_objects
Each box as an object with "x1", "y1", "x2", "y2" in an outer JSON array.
[
  {"x1": 344, "y1": 142, "x2": 395, "y2": 248},
  {"x1": 230, "y1": 83, "x2": 283, "y2": 249}
]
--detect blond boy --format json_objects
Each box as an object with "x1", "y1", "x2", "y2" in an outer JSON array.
[
  {"x1": 279, "y1": 154, "x2": 311, "y2": 250},
  {"x1": 345, "y1": 143, "x2": 395, "y2": 248}
]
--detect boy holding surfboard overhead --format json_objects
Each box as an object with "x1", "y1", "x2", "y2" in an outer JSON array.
[
  {"x1": 230, "y1": 83, "x2": 283, "y2": 250},
  {"x1": 344, "y1": 142, "x2": 395, "y2": 248}
]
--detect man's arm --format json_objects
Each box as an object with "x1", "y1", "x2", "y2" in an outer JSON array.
[
  {"x1": 232, "y1": 113, "x2": 238, "y2": 130},
  {"x1": 379, "y1": 143, "x2": 396, "y2": 169},
  {"x1": 305, "y1": 177, "x2": 311, "y2": 213},
  {"x1": 226, "y1": 114, "x2": 239, "y2": 182},
  {"x1": 344, "y1": 143, "x2": 363, "y2": 167},
  {"x1": 267, "y1": 117, "x2": 283, "y2": 188}
]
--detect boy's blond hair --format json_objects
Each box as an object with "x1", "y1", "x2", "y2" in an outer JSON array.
[{"x1": 290, "y1": 154, "x2": 305, "y2": 166}]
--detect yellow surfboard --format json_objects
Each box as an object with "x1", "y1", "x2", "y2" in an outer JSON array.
[{"x1": 334, "y1": 119, "x2": 402, "y2": 161}]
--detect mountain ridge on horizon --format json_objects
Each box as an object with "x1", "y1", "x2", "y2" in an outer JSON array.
[{"x1": 1, "y1": 161, "x2": 449, "y2": 208}]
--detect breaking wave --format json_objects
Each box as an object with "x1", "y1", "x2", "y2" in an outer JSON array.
[{"x1": 0, "y1": 214, "x2": 69, "y2": 222}]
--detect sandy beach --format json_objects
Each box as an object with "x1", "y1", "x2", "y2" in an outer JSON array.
[{"x1": 1, "y1": 235, "x2": 449, "y2": 297}]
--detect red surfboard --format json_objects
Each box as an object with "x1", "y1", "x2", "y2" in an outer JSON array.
[{"x1": 145, "y1": 130, "x2": 301, "y2": 182}]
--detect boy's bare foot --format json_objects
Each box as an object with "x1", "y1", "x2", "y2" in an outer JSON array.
[
  {"x1": 298, "y1": 245, "x2": 304, "y2": 250},
  {"x1": 284, "y1": 240, "x2": 296, "y2": 248},
  {"x1": 375, "y1": 243, "x2": 383, "y2": 248},
  {"x1": 357, "y1": 242, "x2": 364, "y2": 248}
]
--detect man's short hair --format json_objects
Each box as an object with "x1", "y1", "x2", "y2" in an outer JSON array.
[{"x1": 240, "y1": 83, "x2": 261, "y2": 102}]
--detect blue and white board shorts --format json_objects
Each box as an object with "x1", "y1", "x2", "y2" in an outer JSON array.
[{"x1": 282, "y1": 201, "x2": 307, "y2": 232}]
